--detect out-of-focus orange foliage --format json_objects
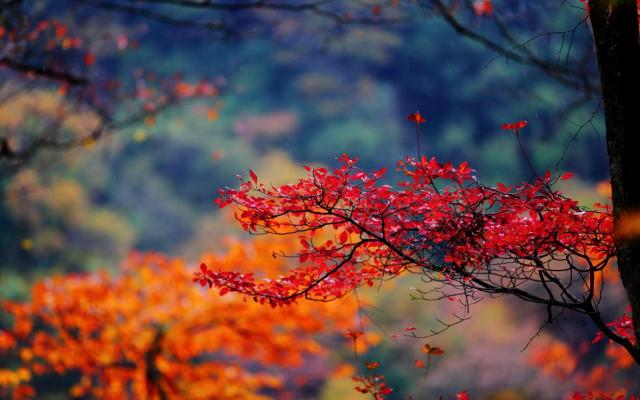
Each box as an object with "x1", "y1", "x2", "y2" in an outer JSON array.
[
  {"x1": 573, "y1": 366, "x2": 631, "y2": 399},
  {"x1": 530, "y1": 341, "x2": 578, "y2": 379},
  {"x1": 0, "y1": 237, "x2": 361, "y2": 399},
  {"x1": 596, "y1": 181, "x2": 612, "y2": 198},
  {"x1": 605, "y1": 343, "x2": 635, "y2": 369},
  {"x1": 616, "y1": 211, "x2": 640, "y2": 238},
  {"x1": 531, "y1": 336, "x2": 637, "y2": 398}
]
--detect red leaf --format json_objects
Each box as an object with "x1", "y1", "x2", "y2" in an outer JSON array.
[
  {"x1": 591, "y1": 332, "x2": 605, "y2": 344},
  {"x1": 473, "y1": 0, "x2": 493, "y2": 16},
  {"x1": 379, "y1": 387, "x2": 393, "y2": 395},
  {"x1": 501, "y1": 120, "x2": 527, "y2": 134},
  {"x1": 339, "y1": 231, "x2": 349, "y2": 244},
  {"x1": 560, "y1": 172, "x2": 574, "y2": 180},
  {"x1": 249, "y1": 169, "x2": 258, "y2": 183},
  {"x1": 365, "y1": 361, "x2": 380, "y2": 370},
  {"x1": 351, "y1": 171, "x2": 367, "y2": 181},
  {"x1": 407, "y1": 111, "x2": 427, "y2": 125},
  {"x1": 456, "y1": 390, "x2": 469, "y2": 400}
]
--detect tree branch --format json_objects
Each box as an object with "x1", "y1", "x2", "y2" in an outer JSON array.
[{"x1": 0, "y1": 57, "x2": 89, "y2": 85}]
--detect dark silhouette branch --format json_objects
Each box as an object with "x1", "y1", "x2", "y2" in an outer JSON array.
[
  {"x1": 427, "y1": 0, "x2": 597, "y2": 93},
  {"x1": 75, "y1": 0, "x2": 409, "y2": 26},
  {"x1": 74, "y1": 0, "x2": 231, "y2": 33},
  {"x1": 0, "y1": 57, "x2": 89, "y2": 85}
]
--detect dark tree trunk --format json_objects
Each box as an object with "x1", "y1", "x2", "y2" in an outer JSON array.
[{"x1": 589, "y1": 0, "x2": 640, "y2": 348}]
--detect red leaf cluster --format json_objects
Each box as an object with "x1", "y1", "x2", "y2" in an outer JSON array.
[{"x1": 195, "y1": 154, "x2": 614, "y2": 310}]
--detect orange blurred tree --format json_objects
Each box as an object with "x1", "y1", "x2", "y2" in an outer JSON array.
[{"x1": 0, "y1": 236, "x2": 364, "y2": 399}]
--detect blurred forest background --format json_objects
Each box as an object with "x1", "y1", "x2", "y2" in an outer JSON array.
[{"x1": 1, "y1": 0, "x2": 636, "y2": 399}]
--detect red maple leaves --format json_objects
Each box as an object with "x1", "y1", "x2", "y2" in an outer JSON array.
[
  {"x1": 592, "y1": 312, "x2": 635, "y2": 345},
  {"x1": 353, "y1": 361, "x2": 393, "y2": 399},
  {"x1": 193, "y1": 109, "x2": 636, "y2": 397},
  {"x1": 195, "y1": 153, "x2": 614, "y2": 311}
]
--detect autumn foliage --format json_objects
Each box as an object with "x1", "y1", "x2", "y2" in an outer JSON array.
[
  {"x1": 198, "y1": 154, "x2": 614, "y2": 310},
  {"x1": 4, "y1": 1, "x2": 640, "y2": 398},
  {"x1": 0, "y1": 237, "x2": 362, "y2": 399},
  {"x1": 194, "y1": 147, "x2": 638, "y2": 397},
  {"x1": 531, "y1": 336, "x2": 639, "y2": 400}
]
